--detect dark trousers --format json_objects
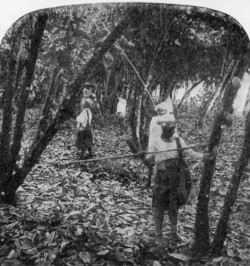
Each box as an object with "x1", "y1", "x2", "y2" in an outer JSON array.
[
  {"x1": 152, "y1": 159, "x2": 180, "y2": 236},
  {"x1": 75, "y1": 128, "x2": 93, "y2": 158}
]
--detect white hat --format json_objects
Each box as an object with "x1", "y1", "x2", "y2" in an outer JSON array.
[
  {"x1": 155, "y1": 96, "x2": 174, "y2": 114},
  {"x1": 157, "y1": 113, "x2": 176, "y2": 125}
]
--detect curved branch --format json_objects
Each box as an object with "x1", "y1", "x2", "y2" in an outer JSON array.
[{"x1": 177, "y1": 79, "x2": 203, "y2": 109}]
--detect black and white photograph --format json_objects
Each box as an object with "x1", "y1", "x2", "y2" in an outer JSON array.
[{"x1": 0, "y1": 1, "x2": 250, "y2": 265}]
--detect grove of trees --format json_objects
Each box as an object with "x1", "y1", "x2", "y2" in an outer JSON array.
[{"x1": 1, "y1": 2, "x2": 250, "y2": 263}]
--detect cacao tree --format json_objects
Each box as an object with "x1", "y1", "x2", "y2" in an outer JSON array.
[{"x1": 193, "y1": 50, "x2": 250, "y2": 256}]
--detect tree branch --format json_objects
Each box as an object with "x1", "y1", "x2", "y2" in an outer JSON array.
[{"x1": 177, "y1": 79, "x2": 203, "y2": 109}]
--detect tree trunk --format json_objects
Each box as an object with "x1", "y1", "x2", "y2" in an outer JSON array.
[
  {"x1": 14, "y1": 52, "x2": 27, "y2": 105},
  {"x1": 197, "y1": 60, "x2": 237, "y2": 133},
  {"x1": 192, "y1": 55, "x2": 246, "y2": 256},
  {"x1": 2, "y1": 6, "x2": 143, "y2": 201},
  {"x1": 0, "y1": 44, "x2": 17, "y2": 198},
  {"x1": 211, "y1": 110, "x2": 250, "y2": 256},
  {"x1": 0, "y1": 22, "x2": 27, "y2": 198},
  {"x1": 30, "y1": 67, "x2": 60, "y2": 150},
  {"x1": 199, "y1": 60, "x2": 239, "y2": 130},
  {"x1": 128, "y1": 83, "x2": 139, "y2": 150},
  {"x1": 198, "y1": 83, "x2": 220, "y2": 128},
  {"x1": 104, "y1": 69, "x2": 110, "y2": 98},
  {"x1": 0, "y1": 23, "x2": 22, "y2": 197},
  {"x1": 126, "y1": 76, "x2": 135, "y2": 103},
  {"x1": 243, "y1": 83, "x2": 250, "y2": 116},
  {"x1": 11, "y1": 13, "x2": 48, "y2": 159},
  {"x1": 196, "y1": 82, "x2": 216, "y2": 133},
  {"x1": 0, "y1": 47, "x2": 16, "y2": 162},
  {"x1": 136, "y1": 94, "x2": 142, "y2": 145},
  {"x1": 0, "y1": 13, "x2": 48, "y2": 204}
]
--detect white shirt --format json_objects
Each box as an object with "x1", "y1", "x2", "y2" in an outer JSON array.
[
  {"x1": 148, "y1": 134, "x2": 203, "y2": 170},
  {"x1": 148, "y1": 114, "x2": 176, "y2": 150},
  {"x1": 76, "y1": 108, "x2": 92, "y2": 129},
  {"x1": 116, "y1": 97, "x2": 127, "y2": 117}
]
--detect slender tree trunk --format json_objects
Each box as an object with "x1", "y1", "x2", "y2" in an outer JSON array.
[
  {"x1": 199, "y1": 83, "x2": 220, "y2": 125},
  {"x1": 105, "y1": 70, "x2": 110, "y2": 98},
  {"x1": 30, "y1": 67, "x2": 60, "y2": 150},
  {"x1": 211, "y1": 110, "x2": 250, "y2": 256},
  {"x1": 220, "y1": 46, "x2": 229, "y2": 78},
  {"x1": 14, "y1": 51, "x2": 27, "y2": 104},
  {"x1": 126, "y1": 76, "x2": 135, "y2": 103},
  {"x1": 243, "y1": 83, "x2": 250, "y2": 116},
  {"x1": 0, "y1": 50, "x2": 16, "y2": 161},
  {"x1": 10, "y1": 13, "x2": 48, "y2": 160},
  {"x1": 136, "y1": 95, "x2": 142, "y2": 142},
  {"x1": 128, "y1": 84, "x2": 139, "y2": 150},
  {"x1": 192, "y1": 56, "x2": 245, "y2": 256},
  {"x1": 0, "y1": 27, "x2": 20, "y2": 196},
  {"x1": 0, "y1": 13, "x2": 48, "y2": 204},
  {"x1": 197, "y1": 82, "x2": 216, "y2": 132},
  {"x1": 197, "y1": 60, "x2": 238, "y2": 132},
  {"x1": 0, "y1": 21, "x2": 27, "y2": 197}
]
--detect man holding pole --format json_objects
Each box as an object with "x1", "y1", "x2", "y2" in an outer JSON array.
[{"x1": 145, "y1": 112, "x2": 214, "y2": 247}]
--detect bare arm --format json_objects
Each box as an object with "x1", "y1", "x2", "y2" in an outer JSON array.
[{"x1": 180, "y1": 138, "x2": 203, "y2": 160}]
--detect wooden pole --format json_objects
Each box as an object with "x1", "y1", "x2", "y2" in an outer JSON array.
[{"x1": 59, "y1": 143, "x2": 207, "y2": 165}]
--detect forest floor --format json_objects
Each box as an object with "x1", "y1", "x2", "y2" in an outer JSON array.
[{"x1": 0, "y1": 110, "x2": 250, "y2": 266}]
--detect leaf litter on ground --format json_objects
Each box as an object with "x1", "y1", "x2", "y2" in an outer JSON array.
[{"x1": 0, "y1": 111, "x2": 250, "y2": 265}]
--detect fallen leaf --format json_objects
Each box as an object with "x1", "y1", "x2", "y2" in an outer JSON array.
[
  {"x1": 124, "y1": 190, "x2": 134, "y2": 197},
  {"x1": 79, "y1": 251, "x2": 91, "y2": 263},
  {"x1": 64, "y1": 210, "x2": 82, "y2": 219},
  {"x1": 6, "y1": 221, "x2": 18, "y2": 229},
  {"x1": 42, "y1": 201, "x2": 55, "y2": 209},
  {"x1": 46, "y1": 231, "x2": 56, "y2": 246},
  {"x1": 169, "y1": 253, "x2": 190, "y2": 262},
  {"x1": 97, "y1": 250, "x2": 110, "y2": 256},
  {"x1": 153, "y1": 261, "x2": 162, "y2": 266},
  {"x1": 7, "y1": 250, "x2": 16, "y2": 259},
  {"x1": 60, "y1": 240, "x2": 69, "y2": 252},
  {"x1": 211, "y1": 257, "x2": 224, "y2": 263}
]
